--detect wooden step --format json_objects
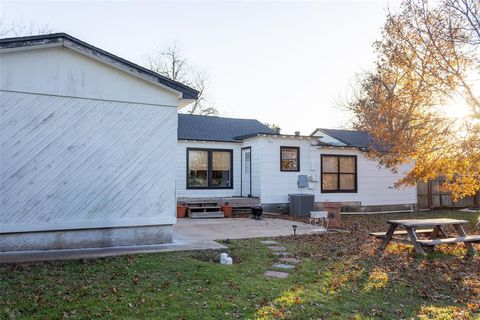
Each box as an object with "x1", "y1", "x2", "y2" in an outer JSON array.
[
  {"x1": 417, "y1": 235, "x2": 480, "y2": 246},
  {"x1": 185, "y1": 202, "x2": 218, "y2": 206},
  {"x1": 369, "y1": 229, "x2": 434, "y2": 238},
  {"x1": 188, "y1": 206, "x2": 221, "y2": 211},
  {"x1": 189, "y1": 211, "x2": 224, "y2": 219}
]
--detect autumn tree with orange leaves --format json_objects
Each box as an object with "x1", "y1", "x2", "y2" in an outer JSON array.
[{"x1": 347, "y1": 0, "x2": 479, "y2": 200}]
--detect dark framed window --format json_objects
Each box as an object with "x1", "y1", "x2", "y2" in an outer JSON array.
[
  {"x1": 280, "y1": 146, "x2": 300, "y2": 171},
  {"x1": 321, "y1": 155, "x2": 357, "y2": 193},
  {"x1": 187, "y1": 148, "x2": 233, "y2": 189}
]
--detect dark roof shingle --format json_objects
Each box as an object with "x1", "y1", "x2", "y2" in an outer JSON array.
[
  {"x1": 315, "y1": 128, "x2": 377, "y2": 149},
  {"x1": 178, "y1": 114, "x2": 275, "y2": 142}
]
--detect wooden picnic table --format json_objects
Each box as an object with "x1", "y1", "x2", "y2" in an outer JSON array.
[{"x1": 376, "y1": 218, "x2": 479, "y2": 256}]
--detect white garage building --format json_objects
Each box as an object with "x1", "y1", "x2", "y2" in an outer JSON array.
[{"x1": 0, "y1": 33, "x2": 198, "y2": 251}]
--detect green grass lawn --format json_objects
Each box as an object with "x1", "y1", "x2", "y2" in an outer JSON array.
[{"x1": 1, "y1": 210, "x2": 479, "y2": 319}]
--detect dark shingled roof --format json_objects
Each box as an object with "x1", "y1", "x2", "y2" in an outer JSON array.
[
  {"x1": 178, "y1": 114, "x2": 276, "y2": 142},
  {"x1": 315, "y1": 128, "x2": 377, "y2": 149}
]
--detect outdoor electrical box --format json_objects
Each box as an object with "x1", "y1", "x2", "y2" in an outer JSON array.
[
  {"x1": 297, "y1": 175, "x2": 309, "y2": 188},
  {"x1": 288, "y1": 194, "x2": 315, "y2": 216}
]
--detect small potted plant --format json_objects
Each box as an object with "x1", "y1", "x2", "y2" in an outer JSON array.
[
  {"x1": 177, "y1": 203, "x2": 187, "y2": 218},
  {"x1": 221, "y1": 202, "x2": 233, "y2": 218}
]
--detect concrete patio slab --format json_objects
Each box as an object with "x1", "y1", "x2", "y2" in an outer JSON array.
[
  {"x1": 2, "y1": 217, "x2": 313, "y2": 263},
  {"x1": 174, "y1": 217, "x2": 314, "y2": 241},
  {"x1": 0, "y1": 240, "x2": 227, "y2": 264}
]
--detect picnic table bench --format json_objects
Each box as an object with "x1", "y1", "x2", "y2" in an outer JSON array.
[{"x1": 373, "y1": 218, "x2": 480, "y2": 256}]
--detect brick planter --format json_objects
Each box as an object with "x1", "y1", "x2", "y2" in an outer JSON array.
[{"x1": 323, "y1": 202, "x2": 342, "y2": 228}]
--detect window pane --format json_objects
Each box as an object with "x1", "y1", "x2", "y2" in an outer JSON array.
[
  {"x1": 188, "y1": 150, "x2": 208, "y2": 187},
  {"x1": 322, "y1": 174, "x2": 338, "y2": 190},
  {"x1": 340, "y1": 174, "x2": 355, "y2": 190},
  {"x1": 339, "y1": 157, "x2": 355, "y2": 173},
  {"x1": 281, "y1": 148, "x2": 298, "y2": 170},
  {"x1": 244, "y1": 152, "x2": 251, "y2": 174},
  {"x1": 282, "y1": 148, "x2": 298, "y2": 160},
  {"x1": 212, "y1": 151, "x2": 231, "y2": 187},
  {"x1": 322, "y1": 156, "x2": 338, "y2": 173},
  {"x1": 212, "y1": 152, "x2": 230, "y2": 170},
  {"x1": 281, "y1": 159, "x2": 298, "y2": 171}
]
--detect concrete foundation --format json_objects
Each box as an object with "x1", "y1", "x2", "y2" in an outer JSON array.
[
  {"x1": 0, "y1": 225, "x2": 173, "y2": 252},
  {"x1": 261, "y1": 202, "x2": 415, "y2": 214},
  {"x1": 340, "y1": 203, "x2": 415, "y2": 213}
]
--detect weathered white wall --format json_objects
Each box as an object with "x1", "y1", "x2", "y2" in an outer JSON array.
[
  {"x1": 245, "y1": 136, "x2": 416, "y2": 206},
  {"x1": 1, "y1": 47, "x2": 180, "y2": 107},
  {"x1": 0, "y1": 91, "x2": 177, "y2": 233},
  {"x1": 254, "y1": 136, "x2": 315, "y2": 204},
  {"x1": 176, "y1": 141, "x2": 242, "y2": 198}
]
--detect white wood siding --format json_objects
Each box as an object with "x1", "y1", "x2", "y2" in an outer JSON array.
[
  {"x1": 1, "y1": 47, "x2": 180, "y2": 107},
  {"x1": 256, "y1": 137, "x2": 315, "y2": 203},
  {"x1": 313, "y1": 147, "x2": 416, "y2": 205},
  {"x1": 245, "y1": 136, "x2": 416, "y2": 206},
  {"x1": 175, "y1": 141, "x2": 241, "y2": 198},
  {"x1": 1, "y1": 91, "x2": 177, "y2": 233}
]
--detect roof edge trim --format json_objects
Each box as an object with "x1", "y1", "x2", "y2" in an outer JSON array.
[{"x1": 0, "y1": 33, "x2": 199, "y2": 100}]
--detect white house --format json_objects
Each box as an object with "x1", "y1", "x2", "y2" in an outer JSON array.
[
  {"x1": 1, "y1": 33, "x2": 416, "y2": 252},
  {"x1": 0, "y1": 33, "x2": 198, "y2": 251},
  {"x1": 176, "y1": 115, "x2": 417, "y2": 213}
]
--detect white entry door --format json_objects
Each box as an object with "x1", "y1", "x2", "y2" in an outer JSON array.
[{"x1": 241, "y1": 147, "x2": 251, "y2": 197}]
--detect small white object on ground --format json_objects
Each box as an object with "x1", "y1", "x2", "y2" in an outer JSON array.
[
  {"x1": 220, "y1": 252, "x2": 228, "y2": 264},
  {"x1": 225, "y1": 257, "x2": 233, "y2": 265}
]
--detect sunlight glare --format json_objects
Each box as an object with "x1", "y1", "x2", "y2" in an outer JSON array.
[{"x1": 442, "y1": 97, "x2": 473, "y2": 120}]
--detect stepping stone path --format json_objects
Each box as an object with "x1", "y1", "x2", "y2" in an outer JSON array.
[
  {"x1": 272, "y1": 263, "x2": 295, "y2": 270},
  {"x1": 272, "y1": 252, "x2": 289, "y2": 256},
  {"x1": 278, "y1": 257, "x2": 301, "y2": 264},
  {"x1": 261, "y1": 239, "x2": 302, "y2": 279},
  {"x1": 260, "y1": 240, "x2": 279, "y2": 245},
  {"x1": 268, "y1": 246, "x2": 288, "y2": 252},
  {"x1": 264, "y1": 271, "x2": 289, "y2": 279}
]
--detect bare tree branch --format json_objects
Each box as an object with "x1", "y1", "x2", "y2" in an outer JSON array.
[
  {"x1": 145, "y1": 42, "x2": 218, "y2": 116},
  {"x1": 0, "y1": 20, "x2": 52, "y2": 38}
]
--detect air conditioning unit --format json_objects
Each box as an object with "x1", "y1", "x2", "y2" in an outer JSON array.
[{"x1": 288, "y1": 194, "x2": 315, "y2": 216}]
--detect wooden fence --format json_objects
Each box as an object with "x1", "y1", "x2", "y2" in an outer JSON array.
[{"x1": 417, "y1": 179, "x2": 480, "y2": 209}]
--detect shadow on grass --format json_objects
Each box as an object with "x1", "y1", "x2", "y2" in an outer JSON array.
[{"x1": 253, "y1": 252, "x2": 477, "y2": 319}]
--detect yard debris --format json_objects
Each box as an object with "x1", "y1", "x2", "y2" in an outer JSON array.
[{"x1": 276, "y1": 212, "x2": 480, "y2": 315}]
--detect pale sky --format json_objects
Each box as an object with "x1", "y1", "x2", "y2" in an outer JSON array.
[{"x1": 1, "y1": 0, "x2": 402, "y2": 134}]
